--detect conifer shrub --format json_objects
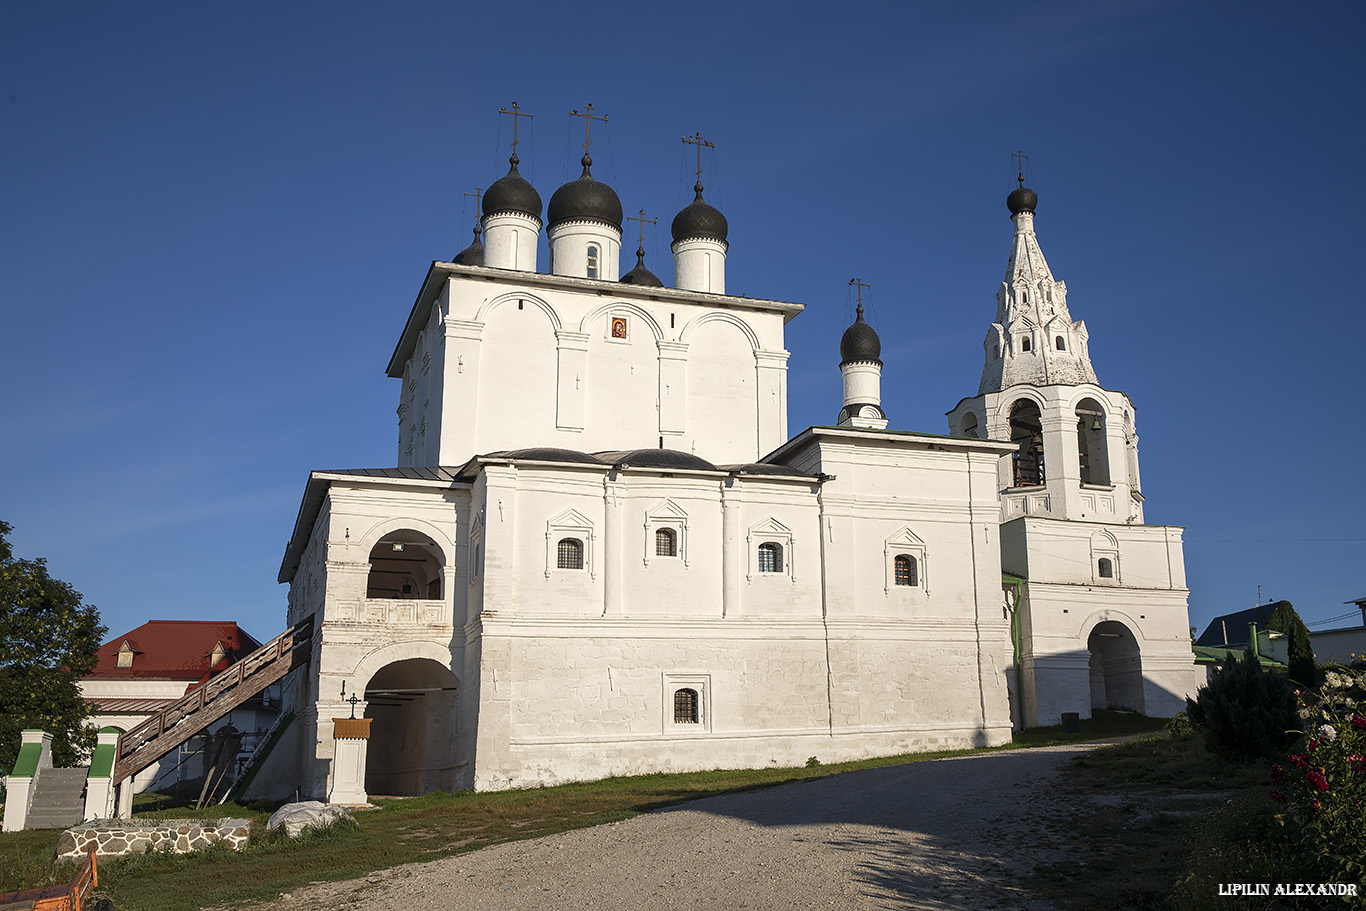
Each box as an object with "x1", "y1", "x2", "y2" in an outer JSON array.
[{"x1": 1186, "y1": 651, "x2": 1299, "y2": 762}]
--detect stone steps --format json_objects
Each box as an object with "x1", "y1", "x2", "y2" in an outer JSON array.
[{"x1": 26, "y1": 767, "x2": 87, "y2": 829}]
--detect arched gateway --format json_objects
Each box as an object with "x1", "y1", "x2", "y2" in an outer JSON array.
[
  {"x1": 1087, "y1": 621, "x2": 1144, "y2": 713},
  {"x1": 363, "y1": 658, "x2": 460, "y2": 796}
]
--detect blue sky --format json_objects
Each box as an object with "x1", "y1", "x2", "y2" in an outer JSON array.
[{"x1": 3, "y1": 1, "x2": 1363, "y2": 645}]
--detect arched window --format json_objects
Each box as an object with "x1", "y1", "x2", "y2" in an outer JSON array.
[
  {"x1": 1009, "y1": 400, "x2": 1045, "y2": 487},
  {"x1": 1056, "y1": 336, "x2": 1066, "y2": 351},
  {"x1": 655, "y1": 527, "x2": 677, "y2": 557},
  {"x1": 894, "y1": 554, "x2": 918, "y2": 587},
  {"x1": 992, "y1": 343, "x2": 1000, "y2": 360},
  {"x1": 1098, "y1": 557, "x2": 1114, "y2": 578},
  {"x1": 757, "y1": 542, "x2": 784, "y2": 573},
  {"x1": 1076, "y1": 398, "x2": 1110, "y2": 486},
  {"x1": 586, "y1": 244, "x2": 600, "y2": 279},
  {"x1": 557, "y1": 537, "x2": 584, "y2": 570},
  {"x1": 1021, "y1": 337, "x2": 1032, "y2": 353},
  {"x1": 959, "y1": 413, "x2": 979, "y2": 439},
  {"x1": 673, "y1": 688, "x2": 699, "y2": 724}
]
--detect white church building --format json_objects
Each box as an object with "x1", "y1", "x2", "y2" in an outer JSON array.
[{"x1": 270, "y1": 138, "x2": 1196, "y2": 801}]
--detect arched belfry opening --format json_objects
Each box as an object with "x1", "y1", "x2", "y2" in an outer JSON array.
[
  {"x1": 366, "y1": 531, "x2": 445, "y2": 600},
  {"x1": 1087, "y1": 621, "x2": 1144, "y2": 714},
  {"x1": 1076, "y1": 398, "x2": 1110, "y2": 486},
  {"x1": 1009, "y1": 400, "x2": 1045, "y2": 487},
  {"x1": 363, "y1": 658, "x2": 460, "y2": 796}
]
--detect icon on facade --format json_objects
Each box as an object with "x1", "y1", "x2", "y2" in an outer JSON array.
[{"x1": 611, "y1": 317, "x2": 628, "y2": 339}]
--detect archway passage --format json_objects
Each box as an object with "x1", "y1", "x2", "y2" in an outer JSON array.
[
  {"x1": 1087, "y1": 621, "x2": 1144, "y2": 713},
  {"x1": 363, "y1": 657, "x2": 459, "y2": 796},
  {"x1": 366, "y1": 531, "x2": 444, "y2": 599}
]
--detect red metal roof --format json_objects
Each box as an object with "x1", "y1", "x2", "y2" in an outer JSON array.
[{"x1": 90, "y1": 620, "x2": 264, "y2": 680}]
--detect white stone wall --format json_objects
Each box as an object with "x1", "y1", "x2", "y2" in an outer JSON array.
[
  {"x1": 948, "y1": 383, "x2": 1145, "y2": 525},
  {"x1": 391, "y1": 268, "x2": 794, "y2": 468}
]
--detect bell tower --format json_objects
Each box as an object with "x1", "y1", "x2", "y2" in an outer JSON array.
[{"x1": 948, "y1": 173, "x2": 1144, "y2": 526}]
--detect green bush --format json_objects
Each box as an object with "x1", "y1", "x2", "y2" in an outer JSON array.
[{"x1": 1187, "y1": 650, "x2": 1299, "y2": 762}]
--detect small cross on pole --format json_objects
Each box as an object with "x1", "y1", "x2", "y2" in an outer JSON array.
[
  {"x1": 1012, "y1": 150, "x2": 1029, "y2": 186},
  {"x1": 681, "y1": 132, "x2": 715, "y2": 183},
  {"x1": 849, "y1": 278, "x2": 871, "y2": 319},
  {"x1": 464, "y1": 187, "x2": 484, "y2": 226},
  {"x1": 498, "y1": 102, "x2": 534, "y2": 156},
  {"x1": 570, "y1": 103, "x2": 609, "y2": 152},
  {"x1": 339, "y1": 681, "x2": 363, "y2": 719},
  {"x1": 626, "y1": 208, "x2": 657, "y2": 249}
]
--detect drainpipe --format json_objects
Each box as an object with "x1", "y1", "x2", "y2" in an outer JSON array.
[
  {"x1": 1003, "y1": 577, "x2": 1025, "y2": 730},
  {"x1": 1248, "y1": 622, "x2": 1260, "y2": 662}
]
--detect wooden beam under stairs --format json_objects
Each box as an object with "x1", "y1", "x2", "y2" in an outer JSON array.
[{"x1": 112, "y1": 617, "x2": 313, "y2": 786}]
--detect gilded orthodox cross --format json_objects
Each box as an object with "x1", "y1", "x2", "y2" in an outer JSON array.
[
  {"x1": 498, "y1": 102, "x2": 534, "y2": 155},
  {"x1": 681, "y1": 131, "x2": 715, "y2": 182},
  {"x1": 626, "y1": 208, "x2": 657, "y2": 249},
  {"x1": 570, "y1": 103, "x2": 608, "y2": 151}
]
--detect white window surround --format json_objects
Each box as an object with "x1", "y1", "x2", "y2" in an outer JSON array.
[
  {"x1": 643, "y1": 499, "x2": 688, "y2": 567},
  {"x1": 661, "y1": 672, "x2": 712, "y2": 733},
  {"x1": 545, "y1": 508, "x2": 596, "y2": 579},
  {"x1": 746, "y1": 517, "x2": 795, "y2": 583},
  {"x1": 1090, "y1": 530, "x2": 1120, "y2": 585},
  {"x1": 884, "y1": 526, "x2": 929, "y2": 596},
  {"x1": 467, "y1": 510, "x2": 484, "y2": 586}
]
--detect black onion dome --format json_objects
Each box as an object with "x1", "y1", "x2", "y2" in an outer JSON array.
[
  {"x1": 839, "y1": 305, "x2": 882, "y2": 365},
  {"x1": 601, "y1": 449, "x2": 719, "y2": 472},
  {"x1": 547, "y1": 154, "x2": 623, "y2": 229},
  {"x1": 619, "y1": 247, "x2": 663, "y2": 286},
  {"x1": 482, "y1": 154, "x2": 542, "y2": 220},
  {"x1": 1007, "y1": 184, "x2": 1038, "y2": 216},
  {"x1": 453, "y1": 225, "x2": 484, "y2": 266},
  {"x1": 500, "y1": 447, "x2": 604, "y2": 464},
  {"x1": 670, "y1": 181, "x2": 728, "y2": 242}
]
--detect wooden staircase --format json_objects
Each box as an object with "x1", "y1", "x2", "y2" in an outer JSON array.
[{"x1": 112, "y1": 618, "x2": 313, "y2": 787}]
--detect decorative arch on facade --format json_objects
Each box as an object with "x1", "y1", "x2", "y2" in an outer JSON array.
[
  {"x1": 358, "y1": 516, "x2": 452, "y2": 567},
  {"x1": 746, "y1": 517, "x2": 794, "y2": 583},
  {"x1": 958, "y1": 411, "x2": 980, "y2": 439},
  {"x1": 679, "y1": 310, "x2": 761, "y2": 351},
  {"x1": 545, "y1": 508, "x2": 596, "y2": 579},
  {"x1": 883, "y1": 526, "x2": 929, "y2": 596},
  {"x1": 475, "y1": 291, "x2": 564, "y2": 332},
  {"x1": 348, "y1": 639, "x2": 461, "y2": 694},
  {"x1": 578, "y1": 301, "x2": 665, "y2": 341},
  {"x1": 643, "y1": 498, "x2": 689, "y2": 567},
  {"x1": 1089, "y1": 529, "x2": 1121, "y2": 583}
]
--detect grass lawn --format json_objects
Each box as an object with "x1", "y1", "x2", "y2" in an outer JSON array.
[
  {"x1": 1024, "y1": 730, "x2": 1284, "y2": 910},
  {"x1": 0, "y1": 711, "x2": 1164, "y2": 911}
]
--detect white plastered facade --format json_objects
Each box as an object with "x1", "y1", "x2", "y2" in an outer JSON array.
[{"x1": 272, "y1": 170, "x2": 1195, "y2": 799}]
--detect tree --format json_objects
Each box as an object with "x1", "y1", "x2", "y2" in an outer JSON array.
[
  {"x1": 0, "y1": 520, "x2": 106, "y2": 772},
  {"x1": 1265, "y1": 600, "x2": 1321, "y2": 688},
  {"x1": 1186, "y1": 649, "x2": 1299, "y2": 762}
]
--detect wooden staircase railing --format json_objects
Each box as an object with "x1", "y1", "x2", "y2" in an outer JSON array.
[{"x1": 112, "y1": 617, "x2": 313, "y2": 786}]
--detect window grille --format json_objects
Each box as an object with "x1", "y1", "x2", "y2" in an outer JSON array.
[
  {"x1": 894, "y1": 554, "x2": 918, "y2": 586},
  {"x1": 757, "y1": 542, "x2": 783, "y2": 573},
  {"x1": 557, "y1": 537, "x2": 584, "y2": 570},
  {"x1": 655, "y1": 527, "x2": 677, "y2": 557},
  {"x1": 673, "y1": 688, "x2": 699, "y2": 724}
]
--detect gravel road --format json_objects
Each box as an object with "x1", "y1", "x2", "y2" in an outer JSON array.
[{"x1": 256, "y1": 742, "x2": 1122, "y2": 910}]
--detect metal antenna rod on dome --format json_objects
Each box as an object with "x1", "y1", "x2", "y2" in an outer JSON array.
[
  {"x1": 627, "y1": 208, "x2": 657, "y2": 249},
  {"x1": 498, "y1": 103, "x2": 533, "y2": 155},
  {"x1": 570, "y1": 103, "x2": 608, "y2": 152},
  {"x1": 1012, "y1": 150, "x2": 1029, "y2": 186},
  {"x1": 681, "y1": 132, "x2": 715, "y2": 184}
]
